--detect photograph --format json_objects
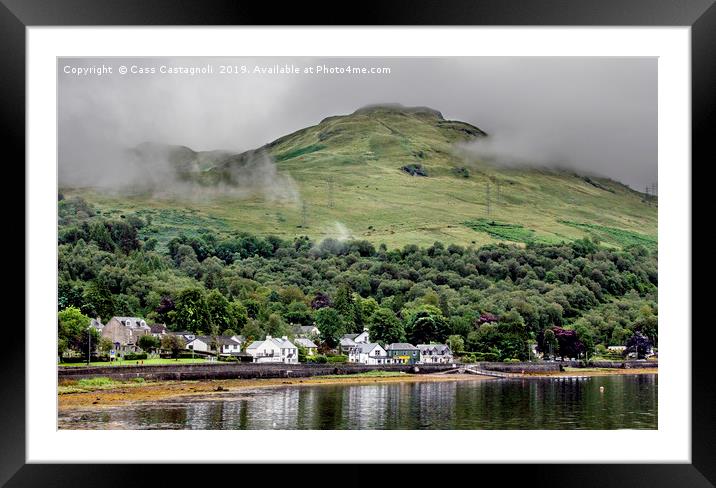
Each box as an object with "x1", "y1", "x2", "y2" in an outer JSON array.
[{"x1": 56, "y1": 56, "x2": 658, "y2": 431}]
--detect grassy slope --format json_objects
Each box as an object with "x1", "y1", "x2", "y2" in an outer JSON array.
[{"x1": 63, "y1": 105, "x2": 657, "y2": 250}]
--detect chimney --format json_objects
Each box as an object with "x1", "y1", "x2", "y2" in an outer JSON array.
[
  {"x1": 266, "y1": 335, "x2": 272, "y2": 339},
  {"x1": 281, "y1": 336, "x2": 288, "y2": 340}
]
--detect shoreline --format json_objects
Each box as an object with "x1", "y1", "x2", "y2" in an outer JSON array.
[{"x1": 58, "y1": 368, "x2": 657, "y2": 410}]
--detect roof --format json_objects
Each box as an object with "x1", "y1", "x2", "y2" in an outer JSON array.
[
  {"x1": 216, "y1": 336, "x2": 241, "y2": 346},
  {"x1": 246, "y1": 337, "x2": 296, "y2": 350},
  {"x1": 342, "y1": 333, "x2": 359, "y2": 341},
  {"x1": 351, "y1": 343, "x2": 383, "y2": 355},
  {"x1": 189, "y1": 336, "x2": 240, "y2": 347},
  {"x1": 299, "y1": 325, "x2": 319, "y2": 333},
  {"x1": 111, "y1": 317, "x2": 149, "y2": 329},
  {"x1": 271, "y1": 337, "x2": 297, "y2": 349},
  {"x1": 386, "y1": 343, "x2": 418, "y2": 351},
  {"x1": 417, "y1": 344, "x2": 451, "y2": 354},
  {"x1": 149, "y1": 323, "x2": 167, "y2": 334},
  {"x1": 89, "y1": 318, "x2": 104, "y2": 329},
  {"x1": 245, "y1": 340, "x2": 264, "y2": 350},
  {"x1": 339, "y1": 338, "x2": 356, "y2": 348},
  {"x1": 294, "y1": 338, "x2": 318, "y2": 348}
]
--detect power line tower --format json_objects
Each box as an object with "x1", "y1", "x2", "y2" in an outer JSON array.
[
  {"x1": 327, "y1": 176, "x2": 335, "y2": 208},
  {"x1": 486, "y1": 181, "x2": 492, "y2": 219}
]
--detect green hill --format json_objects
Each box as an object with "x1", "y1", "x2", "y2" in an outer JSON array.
[{"x1": 62, "y1": 104, "x2": 657, "y2": 250}]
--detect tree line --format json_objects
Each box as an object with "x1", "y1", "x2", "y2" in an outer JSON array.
[{"x1": 58, "y1": 196, "x2": 658, "y2": 360}]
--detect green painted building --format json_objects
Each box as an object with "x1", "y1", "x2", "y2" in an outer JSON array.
[{"x1": 386, "y1": 343, "x2": 420, "y2": 364}]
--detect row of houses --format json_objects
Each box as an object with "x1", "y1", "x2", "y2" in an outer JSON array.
[
  {"x1": 340, "y1": 330, "x2": 453, "y2": 365},
  {"x1": 89, "y1": 317, "x2": 451, "y2": 365},
  {"x1": 90, "y1": 317, "x2": 310, "y2": 364}
]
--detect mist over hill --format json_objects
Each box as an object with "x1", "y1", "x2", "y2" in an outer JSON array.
[{"x1": 60, "y1": 104, "x2": 656, "y2": 249}]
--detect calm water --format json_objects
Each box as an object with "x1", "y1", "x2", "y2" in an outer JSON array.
[{"x1": 59, "y1": 375, "x2": 657, "y2": 430}]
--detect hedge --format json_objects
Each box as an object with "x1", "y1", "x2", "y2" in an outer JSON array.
[
  {"x1": 123, "y1": 353, "x2": 148, "y2": 361},
  {"x1": 326, "y1": 355, "x2": 348, "y2": 364}
]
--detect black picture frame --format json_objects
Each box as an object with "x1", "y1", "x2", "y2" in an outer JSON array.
[{"x1": 4, "y1": 0, "x2": 713, "y2": 485}]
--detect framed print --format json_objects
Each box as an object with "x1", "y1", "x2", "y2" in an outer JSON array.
[{"x1": 4, "y1": 0, "x2": 714, "y2": 484}]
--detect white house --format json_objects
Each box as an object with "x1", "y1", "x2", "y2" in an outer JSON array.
[
  {"x1": 245, "y1": 335, "x2": 299, "y2": 363},
  {"x1": 186, "y1": 336, "x2": 241, "y2": 355},
  {"x1": 348, "y1": 343, "x2": 389, "y2": 365},
  {"x1": 294, "y1": 337, "x2": 318, "y2": 356},
  {"x1": 339, "y1": 330, "x2": 370, "y2": 353},
  {"x1": 417, "y1": 344, "x2": 453, "y2": 364}
]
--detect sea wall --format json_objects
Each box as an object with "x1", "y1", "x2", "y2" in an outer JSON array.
[
  {"x1": 478, "y1": 362, "x2": 562, "y2": 373},
  {"x1": 57, "y1": 359, "x2": 656, "y2": 381},
  {"x1": 58, "y1": 362, "x2": 456, "y2": 381},
  {"x1": 561, "y1": 360, "x2": 659, "y2": 369}
]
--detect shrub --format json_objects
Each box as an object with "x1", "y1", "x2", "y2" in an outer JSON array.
[
  {"x1": 218, "y1": 355, "x2": 239, "y2": 362},
  {"x1": 124, "y1": 353, "x2": 148, "y2": 361},
  {"x1": 326, "y1": 354, "x2": 348, "y2": 364},
  {"x1": 308, "y1": 354, "x2": 328, "y2": 364},
  {"x1": 463, "y1": 352, "x2": 500, "y2": 362},
  {"x1": 460, "y1": 353, "x2": 477, "y2": 363},
  {"x1": 401, "y1": 164, "x2": 428, "y2": 177}
]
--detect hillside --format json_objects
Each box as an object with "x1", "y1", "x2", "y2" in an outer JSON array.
[{"x1": 62, "y1": 104, "x2": 657, "y2": 250}]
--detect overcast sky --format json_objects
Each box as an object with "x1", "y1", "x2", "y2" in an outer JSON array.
[{"x1": 59, "y1": 57, "x2": 657, "y2": 190}]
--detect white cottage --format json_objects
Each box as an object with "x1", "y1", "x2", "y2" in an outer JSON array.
[
  {"x1": 417, "y1": 344, "x2": 453, "y2": 364},
  {"x1": 348, "y1": 343, "x2": 389, "y2": 365},
  {"x1": 186, "y1": 336, "x2": 242, "y2": 355},
  {"x1": 246, "y1": 335, "x2": 298, "y2": 364},
  {"x1": 339, "y1": 330, "x2": 370, "y2": 353},
  {"x1": 294, "y1": 337, "x2": 318, "y2": 356}
]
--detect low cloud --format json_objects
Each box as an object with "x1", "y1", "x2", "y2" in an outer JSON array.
[
  {"x1": 59, "y1": 141, "x2": 299, "y2": 203},
  {"x1": 329, "y1": 222, "x2": 353, "y2": 241},
  {"x1": 453, "y1": 132, "x2": 584, "y2": 176}
]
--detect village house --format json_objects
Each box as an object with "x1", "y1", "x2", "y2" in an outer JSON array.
[
  {"x1": 245, "y1": 335, "x2": 299, "y2": 364},
  {"x1": 186, "y1": 336, "x2": 242, "y2": 355},
  {"x1": 89, "y1": 318, "x2": 104, "y2": 332},
  {"x1": 100, "y1": 316, "x2": 151, "y2": 352},
  {"x1": 417, "y1": 344, "x2": 453, "y2": 364},
  {"x1": 295, "y1": 325, "x2": 320, "y2": 338},
  {"x1": 150, "y1": 323, "x2": 168, "y2": 338},
  {"x1": 339, "y1": 329, "x2": 370, "y2": 353},
  {"x1": 294, "y1": 337, "x2": 318, "y2": 356},
  {"x1": 169, "y1": 331, "x2": 195, "y2": 343},
  {"x1": 386, "y1": 343, "x2": 420, "y2": 364},
  {"x1": 348, "y1": 343, "x2": 389, "y2": 365}
]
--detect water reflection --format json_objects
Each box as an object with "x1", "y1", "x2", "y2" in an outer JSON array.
[{"x1": 59, "y1": 375, "x2": 657, "y2": 430}]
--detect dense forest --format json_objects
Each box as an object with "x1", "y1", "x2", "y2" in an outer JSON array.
[{"x1": 58, "y1": 195, "x2": 658, "y2": 361}]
